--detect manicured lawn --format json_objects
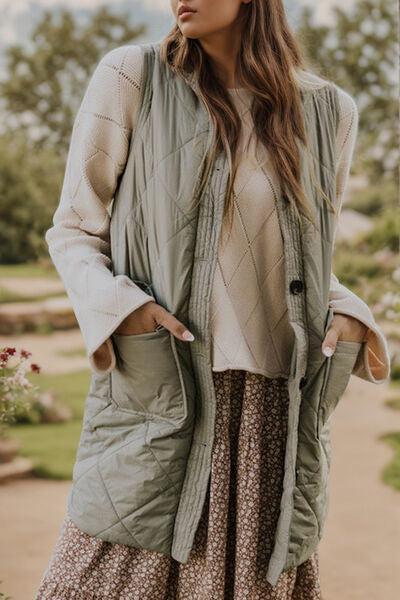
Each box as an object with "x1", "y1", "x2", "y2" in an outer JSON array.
[
  {"x1": 0, "y1": 263, "x2": 58, "y2": 279},
  {"x1": 8, "y1": 369, "x2": 91, "y2": 480},
  {"x1": 380, "y1": 384, "x2": 400, "y2": 491},
  {"x1": 380, "y1": 431, "x2": 400, "y2": 491},
  {"x1": 57, "y1": 347, "x2": 87, "y2": 358},
  {"x1": 385, "y1": 396, "x2": 400, "y2": 411},
  {"x1": 0, "y1": 287, "x2": 65, "y2": 304},
  {"x1": 0, "y1": 261, "x2": 62, "y2": 303},
  {"x1": 9, "y1": 420, "x2": 84, "y2": 480}
]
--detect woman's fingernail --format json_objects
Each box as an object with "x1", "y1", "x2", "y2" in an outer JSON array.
[
  {"x1": 322, "y1": 346, "x2": 334, "y2": 357},
  {"x1": 182, "y1": 330, "x2": 195, "y2": 341}
]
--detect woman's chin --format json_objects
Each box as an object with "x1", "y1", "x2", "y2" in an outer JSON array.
[{"x1": 178, "y1": 25, "x2": 202, "y2": 39}]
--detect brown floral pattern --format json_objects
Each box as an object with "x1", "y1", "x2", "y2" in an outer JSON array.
[{"x1": 36, "y1": 369, "x2": 321, "y2": 599}]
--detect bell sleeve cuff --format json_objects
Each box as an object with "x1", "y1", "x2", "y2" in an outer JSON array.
[{"x1": 328, "y1": 274, "x2": 391, "y2": 384}]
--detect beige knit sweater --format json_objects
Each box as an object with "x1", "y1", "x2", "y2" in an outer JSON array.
[{"x1": 45, "y1": 44, "x2": 390, "y2": 384}]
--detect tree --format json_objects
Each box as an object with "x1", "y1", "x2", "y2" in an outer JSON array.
[
  {"x1": 0, "y1": 132, "x2": 64, "y2": 263},
  {"x1": 0, "y1": 7, "x2": 146, "y2": 154},
  {"x1": 297, "y1": 0, "x2": 398, "y2": 182}
]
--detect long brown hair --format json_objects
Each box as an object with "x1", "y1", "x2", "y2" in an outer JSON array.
[{"x1": 160, "y1": 0, "x2": 335, "y2": 236}]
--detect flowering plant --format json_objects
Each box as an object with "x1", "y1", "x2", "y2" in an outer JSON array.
[{"x1": 0, "y1": 346, "x2": 41, "y2": 437}]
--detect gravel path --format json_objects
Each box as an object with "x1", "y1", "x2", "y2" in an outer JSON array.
[
  {"x1": 0, "y1": 277, "x2": 64, "y2": 298},
  {"x1": 0, "y1": 329, "x2": 89, "y2": 374},
  {"x1": 319, "y1": 375, "x2": 400, "y2": 599}
]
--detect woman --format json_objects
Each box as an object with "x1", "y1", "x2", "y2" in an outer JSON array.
[{"x1": 37, "y1": 1, "x2": 390, "y2": 598}]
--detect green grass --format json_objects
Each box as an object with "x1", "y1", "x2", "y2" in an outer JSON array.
[
  {"x1": 380, "y1": 383, "x2": 400, "y2": 491},
  {"x1": 9, "y1": 420, "x2": 84, "y2": 479},
  {"x1": 0, "y1": 287, "x2": 26, "y2": 303},
  {"x1": 390, "y1": 361, "x2": 400, "y2": 382},
  {"x1": 0, "y1": 261, "x2": 63, "y2": 303},
  {"x1": 385, "y1": 397, "x2": 400, "y2": 411},
  {"x1": 0, "y1": 287, "x2": 66, "y2": 304},
  {"x1": 0, "y1": 262, "x2": 58, "y2": 279},
  {"x1": 7, "y1": 369, "x2": 91, "y2": 480},
  {"x1": 57, "y1": 347, "x2": 87, "y2": 358},
  {"x1": 0, "y1": 581, "x2": 12, "y2": 600},
  {"x1": 380, "y1": 431, "x2": 400, "y2": 491}
]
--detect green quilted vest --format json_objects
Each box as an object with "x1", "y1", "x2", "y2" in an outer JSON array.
[{"x1": 67, "y1": 41, "x2": 363, "y2": 587}]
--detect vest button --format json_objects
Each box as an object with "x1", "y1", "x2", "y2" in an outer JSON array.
[
  {"x1": 289, "y1": 279, "x2": 304, "y2": 294},
  {"x1": 299, "y1": 376, "x2": 307, "y2": 389}
]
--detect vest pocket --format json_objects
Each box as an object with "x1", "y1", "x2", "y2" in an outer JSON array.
[
  {"x1": 109, "y1": 327, "x2": 190, "y2": 422},
  {"x1": 82, "y1": 371, "x2": 113, "y2": 430},
  {"x1": 317, "y1": 339, "x2": 362, "y2": 437}
]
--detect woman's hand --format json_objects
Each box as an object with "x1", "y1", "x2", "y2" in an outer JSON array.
[
  {"x1": 113, "y1": 300, "x2": 195, "y2": 342},
  {"x1": 322, "y1": 313, "x2": 368, "y2": 357}
]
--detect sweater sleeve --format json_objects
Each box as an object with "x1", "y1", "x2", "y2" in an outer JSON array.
[
  {"x1": 328, "y1": 85, "x2": 391, "y2": 384},
  {"x1": 45, "y1": 44, "x2": 155, "y2": 375}
]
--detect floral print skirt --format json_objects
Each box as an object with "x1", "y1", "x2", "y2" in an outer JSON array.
[{"x1": 36, "y1": 369, "x2": 321, "y2": 599}]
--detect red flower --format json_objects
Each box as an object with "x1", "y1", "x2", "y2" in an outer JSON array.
[
  {"x1": 4, "y1": 347, "x2": 16, "y2": 355},
  {"x1": 30, "y1": 363, "x2": 41, "y2": 374},
  {"x1": 0, "y1": 352, "x2": 9, "y2": 363},
  {"x1": 20, "y1": 349, "x2": 32, "y2": 358}
]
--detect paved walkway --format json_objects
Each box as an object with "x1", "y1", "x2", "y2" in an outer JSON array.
[
  {"x1": 0, "y1": 376, "x2": 398, "y2": 600},
  {"x1": 0, "y1": 329, "x2": 89, "y2": 374},
  {"x1": 0, "y1": 479, "x2": 71, "y2": 600},
  {"x1": 0, "y1": 277, "x2": 64, "y2": 298},
  {"x1": 319, "y1": 375, "x2": 400, "y2": 599}
]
